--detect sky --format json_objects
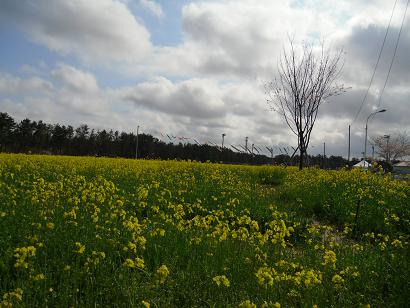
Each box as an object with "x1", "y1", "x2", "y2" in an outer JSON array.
[{"x1": 0, "y1": 0, "x2": 409, "y2": 158}]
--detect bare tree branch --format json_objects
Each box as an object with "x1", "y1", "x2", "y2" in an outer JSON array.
[
  {"x1": 266, "y1": 39, "x2": 346, "y2": 170},
  {"x1": 371, "y1": 131, "x2": 410, "y2": 162}
]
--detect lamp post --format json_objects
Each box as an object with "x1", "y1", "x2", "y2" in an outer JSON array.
[
  {"x1": 364, "y1": 109, "x2": 386, "y2": 160},
  {"x1": 221, "y1": 133, "x2": 226, "y2": 149}
]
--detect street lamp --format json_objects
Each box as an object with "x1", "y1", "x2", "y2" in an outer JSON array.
[
  {"x1": 364, "y1": 109, "x2": 386, "y2": 160},
  {"x1": 221, "y1": 133, "x2": 226, "y2": 149}
]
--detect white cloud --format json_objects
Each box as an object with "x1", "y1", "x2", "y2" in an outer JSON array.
[
  {"x1": 52, "y1": 64, "x2": 99, "y2": 93},
  {"x1": 139, "y1": 0, "x2": 164, "y2": 18},
  {"x1": 0, "y1": 73, "x2": 54, "y2": 95},
  {"x1": 130, "y1": 0, "x2": 355, "y2": 79},
  {"x1": 0, "y1": 0, "x2": 152, "y2": 64},
  {"x1": 122, "y1": 77, "x2": 227, "y2": 119}
]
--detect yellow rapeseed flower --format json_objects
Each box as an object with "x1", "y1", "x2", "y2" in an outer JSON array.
[
  {"x1": 74, "y1": 242, "x2": 85, "y2": 254},
  {"x1": 212, "y1": 275, "x2": 230, "y2": 287},
  {"x1": 238, "y1": 300, "x2": 257, "y2": 308},
  {"x1": 123, "y1": 258, "x2": 135, "y2": 268},
  {"x1": 322, "y1": 250, "x2": 337, "y2": 268},
  {"x1": 33, "y1": 273, "x2": 46, "y2": 281},
  {"x1": 135, "y1": 257, "x2": 145, "y2": 269},
  {"x1": 261, "y1": 301, "x2": 281, "y2": 308},
  {"x1": 332, "y1": 274, "x2": 344, "y2": 284},
  {"x1": 391, "y1": 239, "x2": 403, "y2": 248},
  {"x1": 155, "y1": 264, "x2": 170, "y2": 284}
]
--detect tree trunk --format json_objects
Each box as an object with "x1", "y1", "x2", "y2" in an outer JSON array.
[{"x1": 299, "y1": 134, "x2": 304, "y2": 170}]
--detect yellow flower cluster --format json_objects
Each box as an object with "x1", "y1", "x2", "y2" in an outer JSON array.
[
  {"x1": 74, "y1": 242, "x2": 86, "y2": 254},
  {"x1": 238, "y1": 300, "x2": 257, "y2": 308},
  {"x1": 141, "y1": 300, "x2": 150, "y2": 308},
  {"x1": 155, "y1": 265, "x2": 170, "y2": 284},
  {"x1": 33, "y1": 273, "x2": 46, "y2": 281},
  {"x1": 1, "y1": 288, "x2": 23, "y2": 307},
  {"x1": 84, "y1": 251, "x2": 106, "y2": 272},
  {"x1": 212, "y1": 275, "x2": 230, "y2": 287},
  {"x1": 322, "y1": 250, "x2": 337, "y2": 268},
  {"x1": 255, "y1": 262, "x2": 322, "y2": 289},
  {"x1": 123, "y1": 257, "x2": 145, "y2": 269},
  {"x1": 14, "y1": 246, "x2": 36, "y2": 269}
]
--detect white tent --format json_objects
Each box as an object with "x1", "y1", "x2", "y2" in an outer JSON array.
[{"x1": 353, "y1": 160, "x2": 372, "y2": 169}]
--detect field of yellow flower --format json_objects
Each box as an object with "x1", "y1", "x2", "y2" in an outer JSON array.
[{"x1": 1, "y1": 154, "x2": 409, "y2": 307}]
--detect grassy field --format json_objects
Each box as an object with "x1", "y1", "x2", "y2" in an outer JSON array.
[{"x1": 0, "y1": 154, "x2": 409, "y2": 307}]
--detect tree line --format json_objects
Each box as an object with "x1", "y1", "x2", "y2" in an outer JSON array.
[{"x1": 0, "y1": 112, "x2": 352, "y2": 168}]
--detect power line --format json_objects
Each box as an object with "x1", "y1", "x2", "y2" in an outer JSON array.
[
  {"x1": 352, "y1": 0, "x2": 398, "y2": 124},
  {"x1": 377, "y1": 0, "x2": 410, "y2": 108}
]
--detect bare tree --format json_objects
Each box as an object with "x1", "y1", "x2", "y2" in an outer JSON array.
[
  {"x1": 266, "y1": 40, "x2": 346, "y2": 170},
  {"x1": 371, "y1": 131, "x2": 410, "y2": 162}
]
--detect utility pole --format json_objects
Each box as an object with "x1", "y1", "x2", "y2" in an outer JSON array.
[
  {"x1": 364, "y1": 109, "x2": 386, "y2": 160},
  {"x1": 221, "y1": 133, "x2": 226, "y2": 149},
  {"x1": 245, "y1": 137, "x2": 248, "y2": 153},
  {"x1": 135, "y1": 125, "x2": 139, "y2": 159},
  {"x1": 348, "y1": 125, "x2": 351, "y2": 162},
  {"x1": 323, "y1": 142, "x2": 326, "y2": 169}
]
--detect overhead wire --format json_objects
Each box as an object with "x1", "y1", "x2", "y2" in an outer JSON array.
[
  {"x1": 377, "y1": 0, "x2": 410, "y2": 108},
  {"x1": 351, "y1": 0, "x2": 398, "y2": 124}
]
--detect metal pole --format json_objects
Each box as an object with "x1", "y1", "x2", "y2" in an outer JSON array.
[
  {"x1": 323, "y1": 142, "x2": 326, "y2": 169},
  {"x1": 135, "y1": 125, "x2": 139, "y2": 159},
  {"x1": 222, "y1": 133, "x2": 226, "y2": 149},
  {"x1": 364, "y1": 121, "x2": 368, "y2": 160},
  {"x1": 245, "y1": 137, "x2": 248, "y2": 153},
  {"x1": 372, "y1": 146, "x2": 375, "y2": 159},
  {"x1": 348, "y1": 125, "x2": 351, "y2": 162},
  {"x1": 364, "y1": 109, "x2": 386, "y2": 161}
]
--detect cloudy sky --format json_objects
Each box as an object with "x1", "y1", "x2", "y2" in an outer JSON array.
[{"x1": 0, "y1": 0, "x2": 409, "y2": 158}]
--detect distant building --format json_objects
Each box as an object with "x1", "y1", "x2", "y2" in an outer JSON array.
[{"x1": 393, "y1": 161, "x2": 410, "y2": 174}]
